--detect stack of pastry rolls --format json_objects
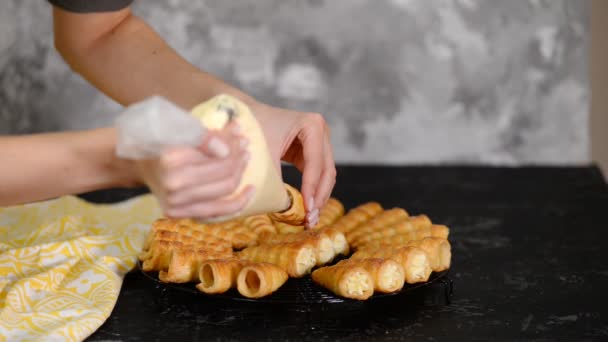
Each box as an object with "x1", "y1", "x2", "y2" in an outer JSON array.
[
  {"x1": 140, "y1": 184, "x2": 452, "y2": 301},
  {"x1": 310, "y1": 203, "x2": 452, "y2": 300}
]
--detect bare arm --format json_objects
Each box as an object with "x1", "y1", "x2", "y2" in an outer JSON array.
[
  {"x1": 53, "y1": 7, "x2": 253, "y2": 109},
  {"x1": 52, "y1": 6, "x2": 336, "y2": 222},
  {"x1": 0, "y1": 128, "x2": 134, "y2": 206}
]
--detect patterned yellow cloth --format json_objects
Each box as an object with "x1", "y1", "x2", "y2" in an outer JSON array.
[{"x1": 0, "y1": 195, "x2": 161, "y2": 342}]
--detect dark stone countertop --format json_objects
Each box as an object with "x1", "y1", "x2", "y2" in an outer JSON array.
[{"x1": 83, "y1": 165, "x2": 608, "y2": 341}]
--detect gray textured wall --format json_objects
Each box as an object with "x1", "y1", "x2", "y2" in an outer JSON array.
[{"x1": 0, "y1": 0, "x2": 589, "y2": 164}]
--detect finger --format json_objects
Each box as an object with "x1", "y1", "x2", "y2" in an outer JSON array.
[
  {"x1": 199, "y1": 127, "x2": 249, "y2": 159},
  {"x1": 299, "y1": 114, "x2": 326, "y2": 213},
  {"x1": 314, "y1": 132, "x2": 336, "y2": 210},
  {"x1": 167, "y1": 185, "x2": 256, "y2": 219},
  {"x1": 164, "y1": 149, "x2": 249, "y2": 193},
  {"x1": 166, "y1": 153, "x2": 250, "y2": 207}
]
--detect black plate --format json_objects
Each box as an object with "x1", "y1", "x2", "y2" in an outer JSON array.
[{"x1": 139, "y1": 260, "x2": 451, "y2": 305}]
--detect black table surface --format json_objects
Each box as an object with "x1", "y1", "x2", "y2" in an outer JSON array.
[{"x1": 84, "y1": 165, "x2": 608, "y2": 341}]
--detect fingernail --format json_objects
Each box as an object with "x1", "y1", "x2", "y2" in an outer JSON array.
[
  {"x1": 307, "y1": 197, "x2": 315, "y2": 211},
  {"x1": 208, "y1": 137, "x2": 230, "y2": 158},
  {"x1": 240, "y1": 138, "x2": 249, "y2": 150}
]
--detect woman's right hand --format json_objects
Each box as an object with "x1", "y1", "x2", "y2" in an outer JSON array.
[{"x1": 134, "y1": 123, "x2": 255, "y2": 220}]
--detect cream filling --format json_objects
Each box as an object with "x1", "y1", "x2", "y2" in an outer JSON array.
[
  {"x1": 408, "y1": 253, "x2": 429, "y2": 282},
  {"x1": 317, "y1": 237, "x2": 335, "y2": 264},
  {"x1": 295, "y1": 247, "x2": 316, "y2": 275},
  {"x1": 379, "y1": 263, "x2": 401, "y2": 290},
  {"x1": 344, "y1": 271, "x2": 372, "y2": 296},
  {"x1": 332, "y1": 234, "x2": 348, "y2": 254}
]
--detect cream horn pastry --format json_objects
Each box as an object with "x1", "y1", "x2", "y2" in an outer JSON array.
[
  {"x1": 258, "y1": 230, "x2": 335, "y2": 266},
  {"x1": 237, "y1": 241, "x2": 316, "y2": 277},
  {"x1": 242, "y1": 214, "x2": 277, "y2": 236},
  {"x1": 143, "y1": 228, "x2": 232, "y2": 253},
  {"x1": 139, "y1": 238, "x2": 232, "y2": 272},
  {"x1": 337, "y1": 258, "x2": 405, "y2": 293},
  {"x1": 236, "y1": 262, "x2": 289, "y2": 298},
  {"x1": 196, "y1": 258, "x2": 248, "y2": 294},
  {"x1": 311, "y1": 263, "x2": 374, "y2": 300},
  {"x1": 158, "y1": 244, "x2": 233, "y2": 283},
  {"x1": 177, "y1": 218, "x2": 258, "y2": 249},
  {"x1": 407, "y1": 237, "x2": 451, "y2": 272},
  {"x1": 274, "y1": 221, "x2": 305, "y2": 235},
  {"x1": 331, "y1": 202, "x2": 384, "y2": 234},
  {"x1": 314, "y1": 198, "x2": 345, "y2": 228},
  {"x1": 345, "y1": 208, "x2": 409, "y2": 244},
  {"x1": 269, "y1": 184, "x2": 306, "y2": 225},
  {"x1": 316, "y1": 226, "x2": 349, "y2": 256},
  {"x1": 357, "y1": 224, "x2": 450, "y2": 249},
  {"x1": 349, "y1": 215, "x2": 430, "y2": 248},
  {"x1": 351, "y1": 245, "x2": 432, "y2": 284}
]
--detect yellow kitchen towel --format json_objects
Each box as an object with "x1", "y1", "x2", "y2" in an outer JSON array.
[{"x1": 0, "y1": 194, "x2": 162, "y2": 342}]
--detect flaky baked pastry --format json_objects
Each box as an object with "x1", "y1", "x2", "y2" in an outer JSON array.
[
  {"x1": 311, "y1": 263, "x2": 374, "y2": 300},
  {"x1": 258, "y1": 230, "x2": 335, "y2": 266},
  {"x1": 242, "y1": 214, "x2": 277, "y2": 236},
  {"x1": 236, "y1": 262, "x2": 289, "y2": 298},
  {"x1": 345, "y1": 208, "x2": 409, "y2": 244},
  {"x1": 315, "y1": 226, "x2": 349, "y2": 256},
  {"x1": 357, "y1": 224, "x2": 450, "y2": 249},
  {"x1": 349, "y1": 215, "x2": 432, "y2": 249},
  {"x1": 314, "y1": 198, "x2": 345, "y2": 228},
  {"x1": 176, "y1": 218, "x2": 258, "y2": 249},
  {"x1": 351, "y1": 245, "x2": 432, "y2": 284},
  {"x1": 153, "y1": 242, "x2": 233, "y2": 283},
  {"x1": 196, "y1": 258, "x2": 248, "y2": 294},
  {"x1": 237, "y1": 241, "x2": 316, "y2": 277},
  {"x1": 407, "y1": 237, "x2": 451, "y2": 272},
  {"x1": 273, "y1": 221, "x2": 305, "y2": 234},
  {"x1": 337, "y1": 258, "x2": 405, "y2": 293},
  {"x1": 330, "y1": 202, "x2": 384, "y2": 234},
  {"x1": 269, "y1": 184, "x2": 306, "y2": 225}
]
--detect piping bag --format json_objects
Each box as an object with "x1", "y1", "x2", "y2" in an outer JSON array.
[{"x1": 115, "y1": 94, "x2": 302, "y2": 224}]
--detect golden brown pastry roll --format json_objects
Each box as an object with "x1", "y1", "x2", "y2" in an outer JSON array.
[
  {"x1": 274, "y1": 222, "x2": 305, "y2": 235},
  {"x1": 269, "y1": 184, "x2": 306, "y2": 225},
  {"x1": 237, "y1": 241, "x2": 316, "y2": 277},
  {"x1": 139, "y1": 236, "x2": 232, "y2": 271},
  {"x1": 311, "y1": 263, "x2": 374, "y2": 300},
  {"x1": 338, "y1": 258, "x2": 404, "y2": 293},
  {"x1": 177, "y1": 218, "x2": 258, "y2": 249},
  {"x1": 350, "y1": 215, "x2": 431, "y2": 249},
  {"x1": 257, "y1": 230, "x2": 335, "y2": 266},
  {"x1": 242, "y1": 214, "x2": 277, "y2": 236},
  {"x1": 357, "y1": 223, "x2": 450, "y2": 249},
  {"x1": 144, "y1": 228, "x2": 232, "y2": 253},
  {"x1": 196, "y1": 258, "x2": 248, "y2": 294},
  {"x1": 317, "y1": 226, "x2": 349, "y2": 256},
  {"x1": 407, "y1": 237, "x2": 451, "y2": 272},
  {"x1": 236, "y1": 262, "x2": 289, "y2": 298},
  {"x1": 331, "y1": 202, "x2": 384, "y2": 234},
  {"x1": 352, "y1": 245, "x2": 432, "y2": 284},
  {"x1": 314, "y1": 198, "x2": 345, "y2": 228},
  {"x1": 345, "y1": 208, "x2": 409, "y2": 244},
  {"x1": 158, "y1": 245, "x2": 233, "y2": 283}
]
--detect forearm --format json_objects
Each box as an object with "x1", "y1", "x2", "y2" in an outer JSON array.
[
  {"x1": 53, "y1": 8, "x2": 257, "y2": 110},
  {"x1": 0, "y1": 128, "x2": 136, "y2": 206}
]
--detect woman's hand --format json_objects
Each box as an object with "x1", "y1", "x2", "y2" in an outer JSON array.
[
  {"x1": 252, "y1": 103, "x2": 336, "y2": 226},
  {"x1": 134, "y1": 123, "x2": 255, "y2": 220}
]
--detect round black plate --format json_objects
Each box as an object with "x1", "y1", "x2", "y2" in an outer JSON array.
[{"x1": 139, "y1": 260, "x2": 450, "y2": 305}]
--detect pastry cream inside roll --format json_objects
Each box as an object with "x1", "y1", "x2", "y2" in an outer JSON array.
[
  {"x1": 191, "y1": 95, "x2": 290, "y2": 222},
  {"x1": 295, "y1": 246, "x2": 317, "y2": 276}
]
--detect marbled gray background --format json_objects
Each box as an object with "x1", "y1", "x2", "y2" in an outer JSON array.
[{"x1": 0, "y1": 0, "x2": 589, "y2": 164}]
